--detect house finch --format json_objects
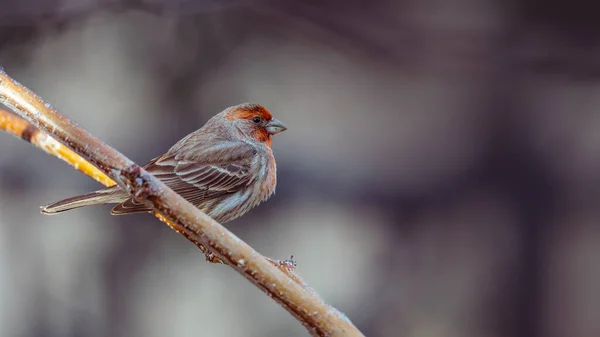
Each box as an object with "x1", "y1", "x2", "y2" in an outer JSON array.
[{"x1": 40, "y1": 103, "x2": 287, "y2": 223}]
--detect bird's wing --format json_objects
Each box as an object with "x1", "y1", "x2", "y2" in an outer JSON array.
[{"x1": 110, "y1": 142, "x2": 257, "y2": 214}]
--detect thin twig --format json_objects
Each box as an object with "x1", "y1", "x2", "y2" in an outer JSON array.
[
  {"x1": 0, "y1": 70, "x2": 363, "y2": 337},
  {"x1": 0, "y1": 110, "x2": 115, "y2": 187}
]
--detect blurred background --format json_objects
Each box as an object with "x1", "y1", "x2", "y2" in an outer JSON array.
[{"x1": 1, "y1": 0, "x2": 600, "y2": 336}]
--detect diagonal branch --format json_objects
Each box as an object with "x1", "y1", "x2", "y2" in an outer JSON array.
[{"x1": 0, "y1": 69, "x2": 363, "y2": 337}]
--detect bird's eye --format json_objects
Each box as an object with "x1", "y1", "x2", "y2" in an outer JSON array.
[{"x1": 252, "y1": 116, "x2": 262, "y2": 124}]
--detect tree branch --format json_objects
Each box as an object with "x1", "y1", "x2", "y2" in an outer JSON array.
[{"x1": 0, "y1": 69, "x2": 363, "y2": 337}]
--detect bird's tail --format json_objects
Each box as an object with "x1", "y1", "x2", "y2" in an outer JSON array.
[{"x1": 40, "y1": 187, "x2": 124, "y2": 215}]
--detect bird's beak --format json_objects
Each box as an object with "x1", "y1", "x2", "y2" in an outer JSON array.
[{"x1": 266, "y1": 118, "x2": 287, "y2": 135}]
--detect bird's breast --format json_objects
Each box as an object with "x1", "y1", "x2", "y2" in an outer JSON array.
[{"x1": 257, "y1": 152, "x2": 277, "y2": 200}]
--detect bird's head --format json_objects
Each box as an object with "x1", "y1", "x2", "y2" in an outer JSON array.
[{"x1": 223, "y1": 103, "x2": 287, "y2": 145}]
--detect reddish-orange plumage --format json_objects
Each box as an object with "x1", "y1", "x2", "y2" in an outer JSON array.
[
  {"x1": 225, "y1": 104, "x2": 273, "y2": 121},
  {"x1": 253, "y1": 128, "x2": 272, "y2": 145},
  {"x1": 40, "y1": 103, "x2": 287, "y2": 224},
  {"x1": 225, "y1": 104, "x2": 275, "y2": 146}
]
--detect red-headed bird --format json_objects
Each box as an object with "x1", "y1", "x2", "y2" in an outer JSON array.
[{"x1": 40, "y1": 103, "x2": 287, "y2": 223}]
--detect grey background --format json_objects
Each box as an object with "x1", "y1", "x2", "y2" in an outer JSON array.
[{"x1": 1, "y1": 1, "x2": 600, "y2": 336}]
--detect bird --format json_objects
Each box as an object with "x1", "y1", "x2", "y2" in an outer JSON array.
[{"x1": 40, "y1": 103, "x2": 287, "y2": 223}]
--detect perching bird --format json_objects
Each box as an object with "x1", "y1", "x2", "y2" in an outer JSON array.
[{"x1": 40, "y1": 103, "x2": 287, "y2": 223}]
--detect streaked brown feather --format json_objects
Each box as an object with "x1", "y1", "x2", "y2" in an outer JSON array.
[{"x1": 110, "y1": 142, "x2": 257, "y2": 215}]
